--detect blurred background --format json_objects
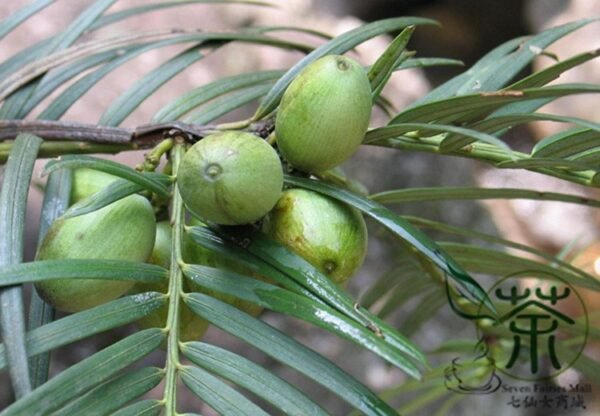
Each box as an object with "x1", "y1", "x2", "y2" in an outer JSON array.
[{"x1": 0, "y1": 0, "x2": 599, "y2": 414}]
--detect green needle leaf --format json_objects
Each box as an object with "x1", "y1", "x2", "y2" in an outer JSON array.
[
  {"x1": 0, "y1": 0, "x2": 55, "y2": 40},
  {"x1": 18, "y1": 49, "x2": 122, "y2": 119},
  {"x1": 390, "y1": 83, "x2": 600, "y2": 125},
  {"x1": 43, "y1": 155, "x2": 171, "y2": 198},
  {"x1": 0, "y1": 31, "x2": 311, "y2": 103},
  {"x1": 0, "y1": 134, "x2": 42, "y2": 398},
  {"x1": 184, "y1": 83, "x2": 274, "y2": 124},
  {"x1": 111, "y1": 400, "x2": 164, "y2": 416},
  {"x1": 28, "y1": 167, "x2": 72, "y2": 388},
  {"x1": 207, "y1": 225, "x2": 427, "y2": 366},
  {"x1": 533, "y1": 128, "x2": 600, "y2": 158},
  {"x1": 0, "y1": 293, "x2": 167, "y2": 371},
  {"x1": 181, "y1": 342, "x2": 328, "y2": 416},
  {"x1": 54, "y1": 367, "x2": 164, "y2": 416},
  {"x1": 183, "y1": 264, "x2": 423, "y2": 378},
  {"x1": 184, "y1": 293, "x2": 399, "y2": 416},
  {"x1": 413, "y1": 18, "x2": 596, "y2": 106},
  {"x1": 0, "y1": 260, "x2": 167, "y2": 286},
  {"x1": 0, "y1": 0, "x2": 119, "y2": 118},
  {"x1": 93, "y1": 0, "x2": 274, "y2": 29},
  {"x1": 441, "y1": 242, "x2": 600, "y2": 290},
  {"x1": 364, "y1": 123, "x2": 511, "y2": 152},
  {"x1": 185, "y1": 225, "x2": 317, "y2": 298},
  {"x1": 368, "y1": 26, "x2": 415, "y2": 102},
  {"x1": 181, "y1": 365, "x2": 270, "y2": 416},
  {"x1": 99, "y1": 47, "x2": 206, "y2": 126},
  {"x1": 371, "y1": 186, "x2": 600, "y2": 208},
  {"x1": 507, "y1": 49, "x2": 600, "y2": 90},
  {"x1": 465, "y1": 113, "x2": 600, "y2": 140},
  {"x1": 154, "y1": 69, "x2": 284, "y2": 122},
  {"x1": 404, "y1": 215, "x2": 600, "y2": 288},
  {"x1": 63, "y1": 173, "x2": 173, "y2": 219},
  {"x1": 0, "y1": 329, "x2": 166, "y2": 416}
]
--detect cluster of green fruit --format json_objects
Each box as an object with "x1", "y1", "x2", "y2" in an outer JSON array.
[{"x1": 35, "y1": 54, "x2": 372, "y2": 341}]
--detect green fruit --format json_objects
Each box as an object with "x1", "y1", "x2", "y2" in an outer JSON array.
[
  {"x1": 146, "y1": 221, "x2": 173, "y2": 269},
  {"x1": 35, "y1": 195, "x2": 156, "y2": 312},
  {"x1": 70, "y1": 168, "x2": 119, "y2": 203},
  {"x1": 263, "y1": 189, "x2": 367, "y2": 284},
  {"x1": 177, "y1": 131, "x2": 283, "y2": 225},
  {"x1": 275, "y1": 55, "x2": 372, "y2": 173},
  {"x1": 132, "y1": 222, "x2": 209, "y2": 342}
]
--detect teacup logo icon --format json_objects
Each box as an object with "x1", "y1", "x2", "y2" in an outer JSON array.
[{"x1": 444, "y1": 339, "x2": 502, "y2": 394}]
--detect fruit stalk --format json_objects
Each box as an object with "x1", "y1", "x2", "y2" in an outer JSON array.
[{"x1": 162, "y1": 143, "x2": 186, "y2": 415}]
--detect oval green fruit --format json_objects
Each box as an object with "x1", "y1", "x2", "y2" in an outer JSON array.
[
  {"x1": 70, "y1": 168, "x2": 119, "y2": 204},
  {"x1": 132, "y1": 221, "x2": 209, "y2": 342},
  {"x1": 275, "y1": 55, "x2": 372, "y2": 173},
  {"x1": 263, "y1": 188, "x2": 368, "y2": 284},
  {"x1": 177, "y1": 132, "x2": 283, "y2": 225},
  {"x1": 35, "y1": 194, "x2": 156, "y2": 312}
]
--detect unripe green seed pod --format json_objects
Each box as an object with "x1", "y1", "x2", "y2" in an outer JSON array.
[
  {"x1": 70, "y1": 168, "x2": 118, "y2": 204},
  {"x1": 132, "y1": 221, "x2": 209, "y2": 342},
  {"x1": 177, "y1": 132, "x2": 283, "y2": 225},
  {"x1": 275, "y1": 55, "x2": 372, "y2": 173},
  {"x1": 35, "y1": 195, "x2": 156, "y2": 312},
  {"x1": 263, "y1": 188, "x2": 368, "y2": 284}
]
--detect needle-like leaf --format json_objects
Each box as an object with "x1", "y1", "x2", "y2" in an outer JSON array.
[
  {"x1": 181, "y1": 365, "x2": 270, "y2": 416},
  {"x1": 0, "y1": 293, "x2": 166, "y2": 371},
  {"x1": 0, "y1": 260, "x2": 167, "y2": 286},
  {"x1": 54, "y1": 367, "x2": 164, "y2": 416},
  {"x1": 184, "y1": 293, "x2": 399, "y2": 416},
  {"x1": 0, "y1": 0, "x2": 56, "y2": 40},
  {"x1": 182, "y1": 264, "x2": 423, "y2": 378},
  {"x1": 368, "y1": 26, "x2": 415, "y2": 102},
  {"x1": 111, "y1": 400, "x2": 163, "y2": 416},
  {"x1": 28, "y1": 167, "x2": 72, "y2": 388},
  {"x1": 0, "y1": 134, "x2": 42, "y2": 398},
  {"x1": 0, "y1": 329, "x2": 166, "y2": 416},
  {"x1": 43, "y1": 155, "x2": 171, "y2": 198},
  {"x1": 63, "y1": 173, "x2": 173, "y2": 219},
  {"x1": 181, "y1": 342, "x2": 328, "y2": 416}
]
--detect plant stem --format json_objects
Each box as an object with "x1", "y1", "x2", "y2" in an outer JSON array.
[
  {"x1": 215, "y1": 118, "x2": 252, "y2": 131},
  {"x1": 0, "y1": 141, "x2": 138, "y2": 163},
  {"x1": 368, "y1": 136, "x2": 599, "y2": 188},
  {"x1": 137, "y1": 139, "x2": 174, "y2": 172},
  {"x1": 162, "y1": 143, "x2": 185, "y2": 415}
]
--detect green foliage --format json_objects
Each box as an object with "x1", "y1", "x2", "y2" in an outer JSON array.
[{"x1": 0, "y1": 2, "x2": 598, "y2": 415}]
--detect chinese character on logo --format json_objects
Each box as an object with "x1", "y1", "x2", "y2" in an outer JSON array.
[{"x1": 495, "y1": 285, "x2": 574, "y2": 374}]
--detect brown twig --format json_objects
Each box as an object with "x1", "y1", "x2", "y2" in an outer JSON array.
[{"x1": 0, "y1": 120, "x2": 216, "y2": 145}]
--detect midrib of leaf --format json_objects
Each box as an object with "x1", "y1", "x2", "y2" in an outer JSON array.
[{"x1": 162, "y1": 143, "x2": 186, "y2": 415}]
